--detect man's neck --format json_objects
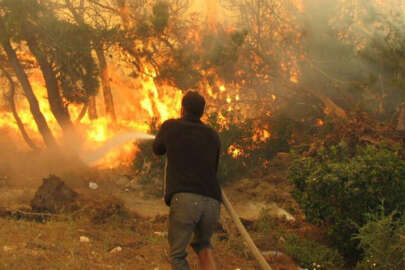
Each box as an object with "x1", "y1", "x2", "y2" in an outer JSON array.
[{"x1": 182, "y1": 114, "x2": 202, "y2": 123}]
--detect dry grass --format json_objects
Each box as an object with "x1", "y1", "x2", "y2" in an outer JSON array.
[{"x1": 0, "y1": 211, "x2": 259, "y2": 270}]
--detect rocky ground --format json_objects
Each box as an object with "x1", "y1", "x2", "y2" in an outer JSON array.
[{"x1": 0, "y1": 153, "x2": 323, "y2": 270}]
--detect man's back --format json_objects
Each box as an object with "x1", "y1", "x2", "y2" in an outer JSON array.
[{"x1": 153, "y1": 117, "x2": 221, "y2": 205}]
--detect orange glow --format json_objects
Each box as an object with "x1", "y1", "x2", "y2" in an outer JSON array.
[
  {"x1": 228, "y1": 145, "x2": 243, "y2": 158},
  {"x1": 253, "y1": 128, "x2": 271, "y2": 142},
  {"x1": 316, "y1": 119, "x2": 324, "y2": 127}
]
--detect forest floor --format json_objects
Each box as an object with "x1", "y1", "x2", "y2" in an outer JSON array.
[{"x1": 0, "y1": 153, "x2": 324, "y2": 270}]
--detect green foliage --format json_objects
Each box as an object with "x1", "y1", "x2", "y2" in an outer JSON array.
[
  {"x1": 289, "y1": 141, "x2": 405, "y2": 261},
  {"x1": 283, "y1": 234, "x2": 344, "y2": 270},
  {"x1": 354, "y1": 210, "x2": 405, "y2": 270},
  {"x1": 48, "y1": 21, "x2": 99, "y2": 103},
  {"x1": 158, "y1": 48, "x2": 203, "y2": 90},
  {"x1": 151, "y1": 1, "x2": 169, "y2": 33},
  {"x1": 1, "y1": 0, "x2": 99, "y2": 104}
]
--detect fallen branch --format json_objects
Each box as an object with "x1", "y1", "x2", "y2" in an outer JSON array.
[{"x1": 0, "y1": 208, "x2": 55, "y2": 222}]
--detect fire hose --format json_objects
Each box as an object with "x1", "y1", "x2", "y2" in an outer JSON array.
[{"x1": 164, "y1": 159, "x2": 272, "y2": 270}]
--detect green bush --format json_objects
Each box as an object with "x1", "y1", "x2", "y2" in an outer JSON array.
[
  {"x1": 283, "y1": 234, "x2": 344, "y2": 270},
  {"x1": 289, "y1": 141, "x2": 405, "y2": 262},
  {"x1": 354, "y1": 210, "x2": 405, "y2": 270}
]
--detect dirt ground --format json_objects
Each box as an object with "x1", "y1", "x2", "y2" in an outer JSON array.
[{"x1": 0, "y1": 153, "x2": 322, "y2": 270}]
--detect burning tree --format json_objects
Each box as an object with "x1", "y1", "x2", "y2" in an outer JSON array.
[
  {"x1": 0, "y1": 0, "x2": 403, "y2": 168},
  {"x1": 0, "y1": 0, "x2": 99, "y2": 149}
]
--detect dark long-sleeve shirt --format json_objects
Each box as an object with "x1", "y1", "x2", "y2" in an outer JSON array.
[{"x1": 153, "y1": 117, "x2": 222, "y2": 206}]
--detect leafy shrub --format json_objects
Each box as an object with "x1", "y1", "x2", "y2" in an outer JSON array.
[
  {"x1": 283, "y1": 234, "x2": 344, "y2": 270},
  {"x1": 289, "y1": 141, "x2": 405, "y2": 262},
  {"x1": 354, "y1": 210, "x2": 405, "y2": 270}
]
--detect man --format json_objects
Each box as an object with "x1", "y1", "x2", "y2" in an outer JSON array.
[{"x1": 153, "y1": 91, "x2": 222, "y2": 270}]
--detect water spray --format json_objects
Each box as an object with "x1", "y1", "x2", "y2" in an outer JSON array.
[{"x1": 81, "y1": 132, "x2": 155, "y2": 165}]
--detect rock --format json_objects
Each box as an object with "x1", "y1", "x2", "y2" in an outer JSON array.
[
  {"x1": 233, "y1": 201, "x2": 295, "y2": 222},
  {"x1": 153, "y1": 231, "x2": 168, "y2": 237},
  {"x1": 80, "y1": 236, "x2": 90, "y2": 243},
  {"x1": 3, "y1": 245, "x2": 16, "y2": 252},
  {"x1": 89, "y1": 182, "x2": 98, "y2": 190},
  {"x1": 31, "y1": 175, "x2": 78, "y2": 213},
  {"x1": 110, "y1": 246, "x2": 122, "y2": 253}
]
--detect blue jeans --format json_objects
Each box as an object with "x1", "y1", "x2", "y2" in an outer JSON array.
[{"x1": 168, "y1": 192, "x2": 221, "y2": 270}]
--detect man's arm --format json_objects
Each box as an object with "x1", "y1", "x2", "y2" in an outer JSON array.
[{"x1": 153, "y1": 122, "x2": 168, "y2": 155}]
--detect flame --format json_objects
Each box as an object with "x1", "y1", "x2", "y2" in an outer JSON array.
[
  {"x1": 0, "y1": 1, "x2": 309, "y2": 169},
  {"x1": 0, "y1": 64, "x2": 185, "y2": 169},
  {"x1": 228, "y1": 145, "x2": 243, "y2": 158}
]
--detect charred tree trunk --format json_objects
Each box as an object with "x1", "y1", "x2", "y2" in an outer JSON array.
[
  {"x1": 0, "y1": 33, "x2": 57, "y2": 148},
  {"x1": 88, "y1": 95, "x2": 98, "y2": 120},
  {"x1": 95, "y1": 46, "x2": 116, "y2": 122},
  {"x1": 27, "y1": 39, "x2": 77, "y2": 141},
  {"x1": 1, "y1": 68, "x2": 38, "y2": 150}
]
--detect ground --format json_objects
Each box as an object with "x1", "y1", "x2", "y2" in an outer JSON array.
[{"x1": 0, "y1": 153, "x2": 323, "y2": 270}]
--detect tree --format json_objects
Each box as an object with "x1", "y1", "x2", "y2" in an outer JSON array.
[
  {"x1": 64, "y1": 0, "x2": 117, "y2": 122},
  {"x1": 323, "y1": 0, "x2": 405, "y2": 120},
  {"x1": 1, "y1": 0, "x2": 99, "y2": 146},
  {"x1": 1, "y1": 67, "x2": 38, "y2": 150},
  {"x1": 0, "y1": 15, "x2": 57, "y2": 148},
  {"x1": 223, "y1": 0, "x2": 348, "y2": 119}
]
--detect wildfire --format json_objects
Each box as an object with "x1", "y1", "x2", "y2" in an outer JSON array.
[
  {"x1": 228, "y1": 145, "x2": 243, "y2": 158},
  {"x1": 0, "y1": 0, "x2": 304, "y2": 169},
  {"x1": 316, "y1": 118, "x2": 324, "y2": 127},
  {"x1": 253, "y1": 128, "x2": 271, "y2": 142}
]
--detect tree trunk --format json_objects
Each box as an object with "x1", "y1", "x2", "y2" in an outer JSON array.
[
  {"x1": 27, "y1": 39, "x2": 77, "y2": 141},
  {"x1": 0, "y1": 34, "x2": 57, "y2": 148},
  {"x1": 1, "y1": 68, "x2": 38, "y2": 150},
  {"x1": 396, "y1": 104, "x2": 405, "y2": 132},
  {"x1": 75, "y1": 102, "x2": 88, "y2": 123},
  {"x1": 95, "y1": 46, "x2": 116, "y2": 122},
  {"x1": 88, "y1": 95, "x2": 98, "y2": 120}
]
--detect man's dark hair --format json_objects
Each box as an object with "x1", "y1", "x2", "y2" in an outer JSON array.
[{"x1": 182, "y1": 91, "x2": 205, "y2": 119}]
